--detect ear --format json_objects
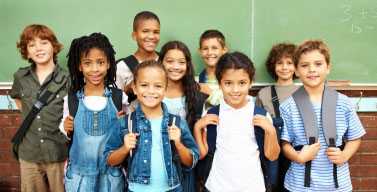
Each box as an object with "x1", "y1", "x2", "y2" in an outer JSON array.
[
  {"x1": 131, "y1": 31, "x2": 136, "y2": 41},
  {"x1": 79, "y1": 64, "x2": 83, "y2": 72},
  {"x1": 326, "y1": 63, "x2": 331, "y2": 75},
  {"x1": 131, "y1": 82, "x2": 137, "y2": 95},
  {"x1": 223, "y1": 46, "x2": 229, "y2": 53}
]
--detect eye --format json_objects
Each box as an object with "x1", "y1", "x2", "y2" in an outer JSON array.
[
  {"x1": 240, "y1": 81, "x2": 247, "y2": 86},
  {"x1": 315, "y1": 61, "x2": 323, "y2": 66},
  {"x1": 153, "y1": 30, "x2": 160, "y2": 35},
  {"x1": 27, "y1": 43, "x2": 35, "y2": 48},
  {"x1": 40, "y1": 40, "x2": 49, "y2": 45},
  {"x1": 299, "y1": 63, "x2": 308, "y2": 68}
]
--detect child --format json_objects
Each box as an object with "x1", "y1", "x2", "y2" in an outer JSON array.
[
  {"x1": 10, "y1": 24, "x2": 69, "y2": 192},
  {"x1": 159, "y1": 40, "x2": 208, "y2": 191},
  {"x1": 105, "y1": 60, "x2": 199, "y2": 192},
  {"x1": 194, "y1": 52, "x2": 280, "y2": 192},
  {"x1": 116, "y1": 11, "x2": 160, "y2": 100},
  {"x1": 280, "y1": 40, "x2": 365, "y2": 191},
  {"x1": 62, "y1": 32, "x2": 127, "y2": 191},
  {"x1": 198, "y1": 29, "x2": 228, "y2": 107},
  {"x1": 255, "y1": 42, "x2": 298, "y2": 192}
]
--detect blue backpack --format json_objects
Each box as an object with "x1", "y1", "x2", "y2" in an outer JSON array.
[{"x1": 196, "y1": 105, "x2": 279, "y2": 191}]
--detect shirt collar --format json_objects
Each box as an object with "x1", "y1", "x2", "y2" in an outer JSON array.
[{"x1": 220, "y1": 96, "x2": 254, "y2": 111}]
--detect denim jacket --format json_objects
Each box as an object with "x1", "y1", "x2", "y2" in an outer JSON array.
[{"x1": 104, "y1": 103, "x2": 199, "y2": 190}]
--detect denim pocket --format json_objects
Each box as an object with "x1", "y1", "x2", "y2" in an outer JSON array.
[{"x1": 107, "y1": 167, "x2": 125, "y2": 192}]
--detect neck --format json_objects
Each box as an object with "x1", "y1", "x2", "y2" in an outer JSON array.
[
  {"x1": 35, "y1": 60, "x2": 55, "y2": 74},
  {"x1": 166, "y1": 79, "x2": 184, "y2": 98},
  {"x1": 304, "y1": 83, "x2": 325, "y2": 103},
  {"x1": 276, "y1": 79, "x2": 293, "y2": 86},
  {"x1": 206, "y1": 67, "x2": 216, "y2": 78},
  {"x1": 141, "y1": 104, "x2": 163, "y2": 119},
  {"x1": 84, "y1": 83, "x2": 105, "y2": 96},
  {"x1": 134, "y1": 49, "x2": 157, "y2": 62}
]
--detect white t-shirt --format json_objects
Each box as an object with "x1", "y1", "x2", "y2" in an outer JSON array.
[{"x1": 205, "y1": 96, "x2": 266, "y2": 192}]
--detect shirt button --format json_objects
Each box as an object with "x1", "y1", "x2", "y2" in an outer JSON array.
[
  {"x1": 40, "y1": 139, "x2": 44, "y2": 143},
  {"x1": 144, "y1": 160, "x2": 147, "y2": 163},
  {"x1": 38, "y1": 128, "x2": 42, "y2": 131},
  {"x1": 144, "y1": 180, "x2": 147, "y2": 184},
  {"x1": 56, "y1": 94, "x2": 60, "y2": 98},
  {"x1": 37, "y1": 115, "x2": 41, "y2": 119},
  {"x1": 145, "y1": 140, "x2": 148, "y2": 143}
]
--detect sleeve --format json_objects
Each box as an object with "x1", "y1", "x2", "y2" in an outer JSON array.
[
  {"x1": 121, "y1": 92, "x2": 129, "y2": 112},
  {"x1": 344, "y1": 98, "x2": 366, "y2": 140},
  {"x1": 104, "y1": 117, "x2": 127, "y2": 163},
  {"x1": 280, "y1": 103, "x2": 294, "y2": 143},
  {"x1": 255, "y1": 92, "x2": 263, "y2": 108},
  {"x1": 207, "y1": 88, "x2": 223, "y2": 106},
  {"x1": 115, "y1": 61, "x2": 133, "y2": 89},
  {"x1": 58, "y1": 96, "x2": 70, "y2": 138},
  {"x1": 9, "y1": 73, "x2": 21, "y2": 99},
  {"x1": 179, "y1": 118, "x2": 200, "y2": 169}
]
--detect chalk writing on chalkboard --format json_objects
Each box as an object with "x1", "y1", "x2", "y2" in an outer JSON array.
[{"x1": 340, "y1": 4, "x2": 377, "y2": 34}]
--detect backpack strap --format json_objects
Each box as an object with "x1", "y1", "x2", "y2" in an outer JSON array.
[
  {"x1": 110, "y1": 87, "x2": 123, "y2": 112},
  {"x1": 117, "y1": 55, "x2": 139, "y2": 73},
  {"x1": 168, "y1": 114, "x2": 183, "y2": 182},
  {"x1": 198, "y1": 69, "x2": 207, "y2": 83},
  {"x1": 270, "y1": 85, "x2": 284, "y2": 136},
  {"x1": 206, "y1": 105, "x2": 220, "y2": 154}
]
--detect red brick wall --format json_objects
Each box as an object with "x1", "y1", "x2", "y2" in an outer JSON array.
[{"x1": 0, "y1": 103, "x2": 376, "y2": 191}]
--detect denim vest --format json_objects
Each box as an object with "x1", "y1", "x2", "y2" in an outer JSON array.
[
  {"x1": 67, "y1": 89, "x2": 123, "y2": 177},
  {"x1": 105, "y1": 103, "x2": 199, "y2": 191}
]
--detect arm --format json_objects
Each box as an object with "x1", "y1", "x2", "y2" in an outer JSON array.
[
  {"x1": 253, "y1": 114, "x2": 280, "y2": 160},
  {"x1": 169, "y1": 119, "x2": 199, "y2": 168},
  {"x1": 58, "y1": 96, "x2": 73, "y2": 138},
  {"x1": 193, "y1": 114, "x2": 218, "y2": 159},
  {"x1": 107, "y1": 132, "x2": 138, "y2": 166},
  {"x1": 282, "y1": 141, "x2": 321, "y2": 164}
]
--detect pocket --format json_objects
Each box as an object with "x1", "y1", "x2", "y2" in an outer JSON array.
[{"x1": 107, "y1": 167, "x2": 125, "y2": 192}]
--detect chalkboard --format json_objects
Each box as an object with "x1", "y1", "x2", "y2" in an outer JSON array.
[{"x1": 0, "y1": 0, "x2": 376, "y2": 84}]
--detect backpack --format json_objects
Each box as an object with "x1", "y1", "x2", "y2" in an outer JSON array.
[
  {"x1": 196, "y1": 105, "x2": 279, "y2": 191},
  {"x1": 292, "y1": 85, "x2": 344, "y2": 188},
  {"x1": 123, "y1": 112, "x2": 183, "y2": 190}
]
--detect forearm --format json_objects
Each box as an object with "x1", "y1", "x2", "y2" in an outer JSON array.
[
  {"x1": 282, "y1": 141, "x2": 302, "y2": 163},
  {"x1": 174, "y1": 141, "x2": 193, "y2": 167},
  {"x1": 263, "y1": 127, "x2": 280, "y2": 161},
  {"x1": 107, "y1": 146, "x2": 130, "y2": 166},
  {"x1": 194, "y1": 126, "x2": 208, "y2": 159},
  {"x1": 342, "y1": 139, "x2": 362, "y2": 162}
]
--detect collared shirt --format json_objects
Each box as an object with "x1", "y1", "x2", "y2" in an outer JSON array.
[
  {"x1": 10, "y1": 65, "x2": 69, "y2": 162},
  {"x1": 280, "y1": 93, "x2": 366, "y2": 192},
  {"x1": 206, "y1": 96, "x2": 266, "y2": 192}
]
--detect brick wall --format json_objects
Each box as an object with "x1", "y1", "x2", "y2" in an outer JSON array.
[{"x1": 0, "y1": 91, "x2": 376, "y2": 191}]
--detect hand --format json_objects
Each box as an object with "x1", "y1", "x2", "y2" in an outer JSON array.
[
  {"x1": 64, "y1": 115, "x2": 74, "y2": 135},
  {"x1": 168, "y1": 124, "x2": 181, "y2": 143},
  {"x1": 199, "y1": 83, "x2": 213, "y2": 95},
  {"x1": 123, "y1": 133, "x2": 139, "y2": 151},
  {"x1": 297, "y1": 142, "x2": 321, "y2": 164},
  {"x1": 253, "y1": 115, "x2": 275, "y2": 133},
  {"x1": 326, "y1": 147, "x2": 347, "y2": 165},
  {"x1": 194, "y1": 114, "x2": 219, "y2": 132}
]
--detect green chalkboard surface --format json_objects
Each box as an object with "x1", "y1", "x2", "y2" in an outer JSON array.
[{"x1": 0, "y1": 0, "x2": 376, "y2": 84}]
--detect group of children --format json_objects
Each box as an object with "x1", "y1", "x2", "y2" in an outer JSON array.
[{"x1": 10, "y1": 10, "x2": 365, "y2": 192}]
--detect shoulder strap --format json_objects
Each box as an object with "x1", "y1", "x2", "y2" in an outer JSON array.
[
  {"x1": 118, "y1": 55, "x2": 139, "y2": 73},
  {"x1": 292, "y1": 86, "x2": 318, "y2": 144},
  {"x1": 270, "y1": 85, "x2": 281, "y2": 118},
  {"x1": 110, "y1": 87, "x2": 123, "y2": 112},
  {"x1": 68, "y1": 91, "x2": 79, "y2": 117},
  {"x1": 206, "y1": 105, "x2": 220, "y2": 153},
  {"x1": 198, "y1": 70, "x2": 207, "y2": 83},
  {"x1": 321, "y1": 85, "x2": 338, "y2": 146}
]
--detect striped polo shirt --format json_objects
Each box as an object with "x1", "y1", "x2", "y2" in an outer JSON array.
[{"x1": 280, "y1": 93, "x2": 365, "y2": 192}]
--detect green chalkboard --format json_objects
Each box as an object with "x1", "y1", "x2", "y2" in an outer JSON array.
[
  {"x1": 0, "y1": 0, "x2": 376, "y2": 84},
  {"x1": 253, "y1": 0, "x2": 377, "y2": 83}
]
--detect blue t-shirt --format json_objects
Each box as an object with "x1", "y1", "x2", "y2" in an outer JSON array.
[
  {"x1": 129, "y1": 117, "x2": 169, "y2": 191},
  {"x1": 280, "y1": 94, "x2": 365, "y2": 192}
]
